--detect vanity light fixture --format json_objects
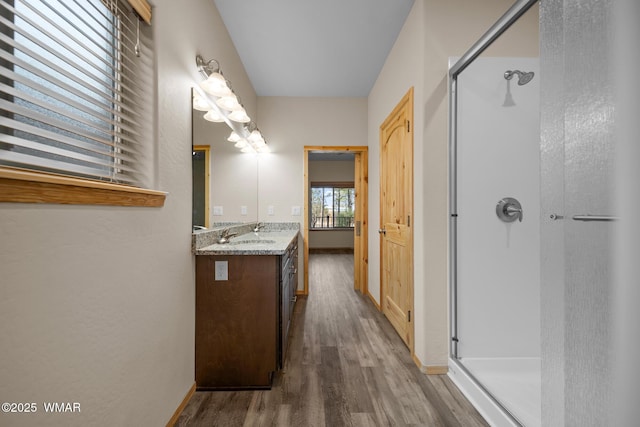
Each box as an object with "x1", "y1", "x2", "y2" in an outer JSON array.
[
  {"x1": 195, "y1": 54, "x2": 269, "y2": 154},
  {"x1": 192, "y1": 93, "x2": 210, "y2": 112},
  {"x1": 228, "y1": 109, "x2": 251, "y2": 123},
  {"x1": 216, "y1": 94, "x2": 242, "y2": 111},
  {"x1": 203, "y1": 110, "x2": 224, "y2": 123},
  {"x1": 227, "y1": 131, "x2": 241, "y2": 143}
]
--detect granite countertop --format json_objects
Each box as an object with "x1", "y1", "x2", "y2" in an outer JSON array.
[{"x1": 193, "y1": 222, "x2": 299, "y2": 256}]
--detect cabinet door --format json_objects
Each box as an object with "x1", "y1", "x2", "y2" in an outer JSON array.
[
  {"x1": 196, "y1": 255, "x2": 278, "y2": 389},
  {"x1": 280, "y1": 264, "x2": 291, "y2": 366}
]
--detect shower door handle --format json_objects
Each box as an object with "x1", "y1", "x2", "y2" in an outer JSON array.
[{"x1": 572, "y1": 215, "x2": 619, "y2": 222}]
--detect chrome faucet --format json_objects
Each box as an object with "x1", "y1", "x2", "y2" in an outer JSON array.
[
  {"x1": 253, "y1": 222, "x2": 264, "y2": 233},
  {"x1": 217, "y1": 228, "x2": 237, "y2": 244}
]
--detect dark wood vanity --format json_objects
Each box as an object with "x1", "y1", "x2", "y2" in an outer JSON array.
[{"x1": 194, "y1": 236, "x2": 298, "y2": 390}]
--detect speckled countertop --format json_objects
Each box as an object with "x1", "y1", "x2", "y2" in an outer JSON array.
[{"x1": 193, "y1": 222, "x2": 299, "y2": 256}]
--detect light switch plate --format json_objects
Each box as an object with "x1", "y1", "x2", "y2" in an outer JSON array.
[
  {"x1": 241, "y1": 206, "x2": 248, "y2": 215},
  {"x1": 213, "y1": 206, "x2": 223, "y2": 216},
  {"x1": 291, "y1": 206, "x2": 301, "y2": 216},
  {"x1": 214, "y1": 261, "x2": 228, "y2": 281},
  {"x1": 268, "y1": 205, "x2": 275, "y2": 216}
]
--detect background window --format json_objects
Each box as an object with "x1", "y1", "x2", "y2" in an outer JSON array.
[{"x1": 310, "y1": 183, "x2": 355, "y2": 229}]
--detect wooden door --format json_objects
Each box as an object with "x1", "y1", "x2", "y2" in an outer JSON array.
[{"x1": 380, "y1": 88, "x2": 414, "y2": 349}]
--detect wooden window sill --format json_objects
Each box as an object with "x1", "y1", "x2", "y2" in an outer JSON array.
[{"x1": 0, "y1": 168, "x2": 166, "y2": 207}]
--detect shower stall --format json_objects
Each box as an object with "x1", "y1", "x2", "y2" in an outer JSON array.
[{"x1": 448, "y1": 1, "x2": 540, "y2": 426}]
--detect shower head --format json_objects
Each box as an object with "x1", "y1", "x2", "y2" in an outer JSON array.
[{"x1": 504, "y1": 70, "x2": 535, "y2": 85}]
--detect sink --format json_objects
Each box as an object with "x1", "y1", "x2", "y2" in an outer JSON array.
[{"x1": 227, "y1": 239, "x2": 276, "y2": 246}]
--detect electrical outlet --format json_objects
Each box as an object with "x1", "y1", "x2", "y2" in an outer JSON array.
[
  {"x1": 268, "y1": 205, "x2": 275, "y2": 216},
  {"x1": 241, "y1": 206, "x2": 248, "y2": 215},
  {"x1": 213, "y1": 206, "x2": 223, "y2": 216},
  {"x1": 214, "y1": 261, "x2": 228, "y2": 281},
  {"x1": 291, "y1": 206, "x2": 301, "y2": 216}
]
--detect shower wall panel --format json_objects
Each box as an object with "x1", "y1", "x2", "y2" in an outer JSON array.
[{"x1": 457, "y1": 57, "x2": 540, "y2": 358}]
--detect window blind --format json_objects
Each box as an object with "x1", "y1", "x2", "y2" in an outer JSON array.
[{"x1": 0, "y1": 0, "x2": 154, "y2": 186}]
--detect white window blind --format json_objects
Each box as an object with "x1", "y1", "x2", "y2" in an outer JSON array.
[{"x1": 0, "y1": 0, "x2": 154, "y2": 186}]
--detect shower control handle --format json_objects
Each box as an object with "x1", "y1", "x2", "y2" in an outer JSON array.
[
  {"x1": 506, "y1": 205, "x2": 523, "y2": 222},
  {"x1": 496, "y1": 197, "x2": 523, "y2": 223}
]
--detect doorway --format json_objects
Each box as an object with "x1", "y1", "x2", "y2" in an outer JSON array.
[
  {"x1": 303, "y1": 146, "x2": 368, "y2": 296},
  {"x1": 192, "y1": 145, "x2": 210, "y2": 228}
]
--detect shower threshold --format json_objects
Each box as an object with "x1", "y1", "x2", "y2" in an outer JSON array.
[{"x1": 449, "y1": 357, "x2": 541, "y2": 427}]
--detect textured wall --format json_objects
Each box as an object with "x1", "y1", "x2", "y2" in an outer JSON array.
[
  {"x1": 0, "y1": 0, "x2": 254, "y2": 425},
  {"x1": 541, "y1": 0, "x2": 615, "y2": 425}
]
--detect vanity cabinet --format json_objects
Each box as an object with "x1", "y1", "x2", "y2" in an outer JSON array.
[{"x1": 195, "y1": 238, "x2": 298, "y2": 390}]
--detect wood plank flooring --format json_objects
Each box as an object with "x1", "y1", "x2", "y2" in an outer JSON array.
[{"x1": 175, "y1": 254, "x2": 488, "y2": 427}]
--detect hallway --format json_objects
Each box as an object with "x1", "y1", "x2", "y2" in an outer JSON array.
[{"x1": 176, "y1": 254, "x2": 487, "y2": 426}]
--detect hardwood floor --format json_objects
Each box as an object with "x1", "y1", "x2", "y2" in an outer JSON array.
[{"x1": 175, "y1": 254, "x2": 488, "y2": 427}]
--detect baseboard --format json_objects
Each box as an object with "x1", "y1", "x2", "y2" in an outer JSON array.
[
  {"x1": 309, "y1": 247, "x2": 354, "y2": 254},
  {"x1": 412, "y1": 353, "x2": 449, "y2": 375},
  {"x1": 425, "y1": 365, "x2": 449, "y2": 375},
  {"x1": 166, "y1": 382, "x2": 196, "y2": 427}
]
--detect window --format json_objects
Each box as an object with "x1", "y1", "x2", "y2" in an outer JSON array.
[
  {"x1": 310, "y1": 183, "x2": 355, "y2": 229},
  {"x1": 0, "y1": 0, "x2": 162, "y2": 206}
]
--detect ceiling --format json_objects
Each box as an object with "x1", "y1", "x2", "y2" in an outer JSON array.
[{"x1": 213, "y1": 0, "x2": 415, "y2": 97}]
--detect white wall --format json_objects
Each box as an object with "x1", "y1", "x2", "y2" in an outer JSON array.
[
  {"x1": 0, "y1": 1, "x2": 255, "y2": 425},
  {"x1": 368, "y1": 0, "x2": 538, "y2": 368},
  {"x1": 309, "y1": 160, "x2": 355, "y2": 249},
  {"x1": 253, "y1": 97, "x2": 367, "y2": 289},
  {"x1": 456, "y1": 57, "x2": 540, "y2": 358}
]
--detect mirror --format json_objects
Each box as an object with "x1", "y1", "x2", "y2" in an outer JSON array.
[{"x1": 192, "y1": 89, "x2": 259, "y2": 230}]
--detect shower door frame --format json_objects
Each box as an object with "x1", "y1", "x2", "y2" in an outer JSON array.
[{"x1": 448, "y1": 0, "x2": 539, "y2": 425}]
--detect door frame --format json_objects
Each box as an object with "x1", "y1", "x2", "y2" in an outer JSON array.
[
  {"x1": 302, "y1": 146, "x2": 369, "y2": 296},
  {"x1": 379, "y1": 88, "x2": 414, "y2": 352},
  {"x1": 193, "y1": 145, "x2": 211, "y2": 228}
]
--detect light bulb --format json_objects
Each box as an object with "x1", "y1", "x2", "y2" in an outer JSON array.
[
  {"x1": 227, "y1": 131, "x2": 241, "y2": 142},
  {"x1": 203, "y1": 110, "x2": 224, "y2": 122},
  {"x1": 248, "y1": 130, "x2": 264, "y2": 143},
  {"x1": 256, "y1": 145, "x2": 270, "y2": 153},
  {"x1": 228, "y1": 109, "x2": 251, "y2": 123},
  {"x1": 241, "y1": 146, "x2": 255, "y2": 153},
  {"x1": 234, "y1": 139, "x2": 249, "y2": 148},
  {"x1": 200, "y1": 72, "x2": 231, "y2": 97},
  {"x1": 216, "y1": 94, "x2": 242, "y2": 111},
  {"x1": 252, "y1": 139, "x2": 266, "y2": 148},
  {"x1": 192, "y1": 94, "x2": 210, "y2": 111}
]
